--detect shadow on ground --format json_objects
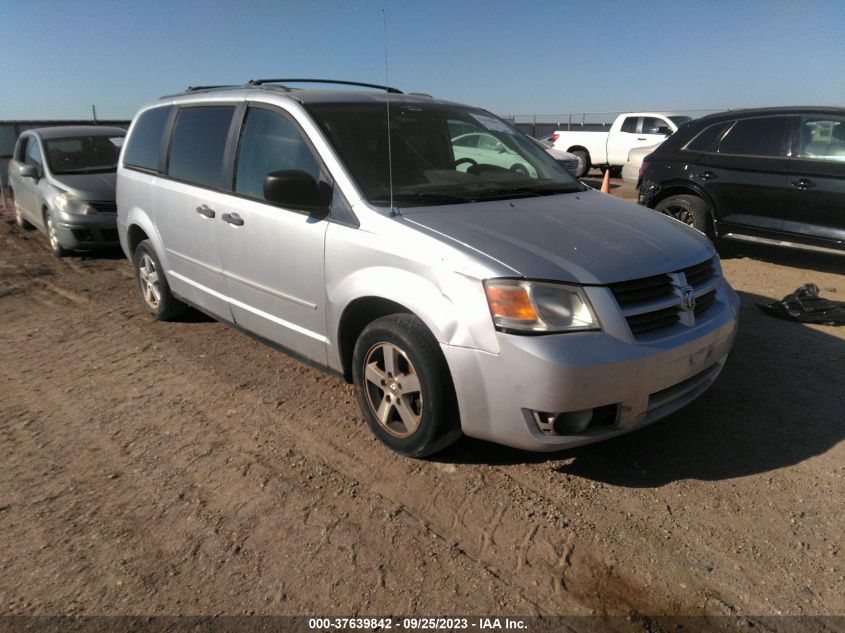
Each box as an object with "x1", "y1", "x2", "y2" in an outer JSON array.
[
  {"x1": 716, "y1": 239, "x2": 844, "y2": 276},
  {"x1": 439, "y1": 288, "x2": 845, "y2": 486}
]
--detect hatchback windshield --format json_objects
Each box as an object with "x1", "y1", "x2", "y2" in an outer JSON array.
[
  {"x1": 306, "y1": 102, "x2": 583, "y2": 207},
  {"x1": 44, "y1": 135, "x2": 124, "y2": 175}
]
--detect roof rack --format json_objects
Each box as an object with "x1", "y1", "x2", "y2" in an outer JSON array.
[
  {"x1": 185, "y1": 84, "x2": 239, "y2": 92},
  {"x1": 247, "y1": 78, "x2": 403, "y2": 94}
]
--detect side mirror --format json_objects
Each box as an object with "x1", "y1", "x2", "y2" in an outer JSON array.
[
  {"x1": 19, "y1": 164, "x2": 38, "y2": 179},
  {"x1": 656, "y1": 126, "x2": 672, "y2": 136},
  {"x1": 263, "y1": 170, "x2": 329, "y2": 214}
]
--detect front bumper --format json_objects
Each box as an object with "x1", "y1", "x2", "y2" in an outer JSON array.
[
  {"x1": 54, "y1": 210, "x2": 119, "y2": 250},
  {"x1": 442, "y1": 280, "x2": 739, "y2": 452}
]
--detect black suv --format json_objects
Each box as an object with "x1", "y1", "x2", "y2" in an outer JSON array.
[{"x1": 638, "y1": 107, "x2": 844, "y2": 256}]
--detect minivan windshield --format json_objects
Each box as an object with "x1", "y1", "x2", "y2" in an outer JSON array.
[
  {"x1": 306, "y1": 102, "x2": 584, "y2": 207},
  {"x1": 44, "y1": 135, "x2": 124, "y2": 175}
]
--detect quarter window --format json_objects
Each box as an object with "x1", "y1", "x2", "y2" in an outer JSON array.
[
  {"x1": 717, "y1": 117, "x2": 791, "y2": 157},
  {"x1": 685, "y1": 121, "x2": 732, "y2": 153},
  {"x1": 234, "y1": 107, "x2": 321, "y2": 202},
  {"x1": 123, "y1": 106, "x2": 173, "y2": 172},
  {"x1": 168, "y1": 106, "x2": 235, "y2": 188},
  {"x1": 798, "y1": 117, "x2": 845, "y2": 162}
]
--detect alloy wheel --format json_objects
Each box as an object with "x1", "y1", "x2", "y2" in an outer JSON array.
[
  {"x1": 362, "y1": 342, "x2": 423, "y2": 438},
  {"x1": 46, "y1": 215, "x2": 61, "y2": 250},
  {"x1": 138, "y1": 254, "x2": 162, "y2": 309}
]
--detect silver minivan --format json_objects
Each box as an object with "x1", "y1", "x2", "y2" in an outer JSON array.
[{"x1": 117, "y1": 80, "x2": 739, "y2": 457}]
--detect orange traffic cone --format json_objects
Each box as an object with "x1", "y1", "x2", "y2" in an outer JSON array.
[{"x1": 600, "y1": 169, "x2": 610, "y2": 193}]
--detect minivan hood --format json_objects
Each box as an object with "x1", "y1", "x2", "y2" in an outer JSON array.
[
  {"x1": 51, "y1": 172, "x2": 116, "y2": 201},
  {"x1": 401, "y1": 189, "x2": 715, "y2": 284}
]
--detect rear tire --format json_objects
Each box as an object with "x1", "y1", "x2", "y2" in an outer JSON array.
[
  {"x1": 132, "y1": 239, "x2": 187, "y2": 320},
  {"x1": 571, "y1": 150, "x2": 589, "y2": 178},
  {"x1": 352, "y1": 314, "x2": 461, "y2": 457},
  {"x1": 14, "y1": 197, "x2": 33, "y2": 230},
  {"x1": 655, "y1": 194, "x2": 712, "y2": 235}
]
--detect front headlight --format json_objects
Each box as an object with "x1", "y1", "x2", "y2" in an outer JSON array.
[
  {"x1": 483, "y1": 279, "x2": 600, "y2": 333},
  {"x1": 53, "y1": 193, "x2": 95, "y2": 215}
]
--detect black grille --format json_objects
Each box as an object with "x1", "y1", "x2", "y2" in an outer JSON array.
[
  {"x1": 609, "y1": 257, "x2": 720, "y2": 337},
  {"x1": 694, "y1": 289, "x2": 717, "y2": 315},
  {"x1": 90, "y1": 202, "x2": 117, "y2": 213},
  {"x1": 683, "y1": 259, "x2": 716, "y2": 287},
  {"x1": 625, "y1": 306, "x2": 680, "y2": 334},
  {"x1": 608, "y1": 274, "x2": 673, "y2": 307}
]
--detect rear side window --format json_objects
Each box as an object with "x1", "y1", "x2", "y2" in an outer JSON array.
[
  {"x1": 235, "y1": 106, "x2": 321, "y2": 201},
  {"x1": 685, "y1": 121, "x2": 732, "y2": 152},
  {"x1": 620, "y1": 117, "x2": 638, "y2": 133},
  {"x1": 168, "y1": 106, "x2": 235, "y2": 188},
  {"x1": 798, "y1": 117, "x2": 845, "y2": 162},
  {"x1": 123, "y1": 106, "x2": 172, "y2": 171},
  {"x1": 717, "y1": 116, "x2": 791, "y2": 157}
]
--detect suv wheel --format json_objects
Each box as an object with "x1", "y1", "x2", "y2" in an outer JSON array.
[
  {"x1": 45, "y1": 212, "x2": 68, "y2": 257},
  {"x1": 352, "y1": 314, "x2": 461, "y2": 457},
  {"x1": 655, "y1": 194, "x2": 712, "y2": 235},
  {"x1": 132, "y1": 240, "x2": 187, "y2": 320}
]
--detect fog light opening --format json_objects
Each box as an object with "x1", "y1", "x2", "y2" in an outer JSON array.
[
  {"x1": 532, "y1": 404, "x2": 620, "y2": 436},
  {"x1": 553, "y1": 409, "x2": 593, "y2": 435}
]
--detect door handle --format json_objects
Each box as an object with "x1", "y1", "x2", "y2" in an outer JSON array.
[
  {"x1": 221, "y1": 212, "x2": 244, "y2": 226},
  {"x1": 195, "y1": 205, "x2": 216, "y2": 218},
  {"x1": 791, "y1": 178, "x2": 816, "y2": 190},
  {"x1": 637, "y1": 137, "x2": 646, "y2": 141},
  {"x1": 699, "y1": 171, "x2": 717, "y2": 180}
]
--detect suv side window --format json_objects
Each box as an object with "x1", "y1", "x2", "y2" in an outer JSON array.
[
  {"x1": 717, "y1": 116, "x2": 791, "y2": 157},
  {"x1": 25, "y1": 137, "x2": 44, "y2": 176},
  {"x1": 168, "y1": 106, "x2": 235, "y2": 188},
  {"x1": 798, "y1": 117, "x2": 845, "y2": 161},
  {"x1": 620, "y1": 117, "x2": 638, "y2": 133},
  {"x1": 123, "y1": 106, "x2": 173, "y2": 172},
  {"x1": 234, "y1": 106, "x2": 321, "y2": 201},
  {"x1": 685, "y1": 121, "x2": 732, "y2": 153}
]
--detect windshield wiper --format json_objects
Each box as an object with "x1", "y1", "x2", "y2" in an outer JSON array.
[
  {"x1": 471, "y1": 185, "x2": 577, "y2": 201},
  {"x1": 371, "y1": 192, "x2": 470, "y2": 206}
]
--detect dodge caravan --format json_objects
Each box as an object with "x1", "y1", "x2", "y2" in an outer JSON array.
[{"x1": 117, "y1": 79, "x2": 739, "y2": 456}]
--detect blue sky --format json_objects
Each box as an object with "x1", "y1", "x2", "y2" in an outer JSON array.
[{"x1": 1, "y1": 0, "x2": 844, "y2": 120}]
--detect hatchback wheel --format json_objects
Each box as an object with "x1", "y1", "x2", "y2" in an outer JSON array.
[
  {"x1": 133, "y1": 240, "x2": 187, "y2": 320},
  {"x1": 14, "y1": 199, "x2": 32, "y2": 230},
  {"x1": 353, "y1": 314, "x2": 461, "y2": 457},
  {"x1": 655, "y1": 194, "x2": 712, "y2": 235},
  {"x1": 45, "y1": 213, "x2": 68, "y2": 257}
]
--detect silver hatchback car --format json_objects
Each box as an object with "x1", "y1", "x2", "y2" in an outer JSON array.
[
  {"x1": 117, "y1": 80, "x2": 739, "y2": 457},
  {"x1": 8, "y1": 125, "x2": 125, "y2": 256}
]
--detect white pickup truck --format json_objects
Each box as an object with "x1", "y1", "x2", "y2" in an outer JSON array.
[{"x1": 550, "y1": 112, "x2": 691, "y2": 177}]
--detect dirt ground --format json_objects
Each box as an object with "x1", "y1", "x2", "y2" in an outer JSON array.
[{"x1": 1, "y1": 186, "x2": 843, "y2": 627}]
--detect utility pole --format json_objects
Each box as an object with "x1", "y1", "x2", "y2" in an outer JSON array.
[{"x1": 92, "y1": 105, "x2": 98, "y2": 123}]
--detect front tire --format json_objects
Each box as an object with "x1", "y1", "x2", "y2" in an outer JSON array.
[
  {"x1": 352, "y1": 314, "x2": 461, "y2": 457},
  {"x1": 655, "y1": 194, "x2": 712, "y2": 235},
  {"x1": 132, "y1": 239, "x2": 187, "y2": 320},
  {"x1": 45, "y1": 212, "x2": 68, "y2": 257}
]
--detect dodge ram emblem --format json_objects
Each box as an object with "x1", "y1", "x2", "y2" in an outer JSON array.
[{"x1": 682, "y1": 286, "x2": 696, "y2": 312}]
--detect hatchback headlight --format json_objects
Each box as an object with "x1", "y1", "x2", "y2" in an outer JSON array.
[
  {"x1": 53, "y1": 193, "x2": 95, "y2": 215},
  {"x1": 484, "y1": 279, "x2": 600, "y2": 333}
]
